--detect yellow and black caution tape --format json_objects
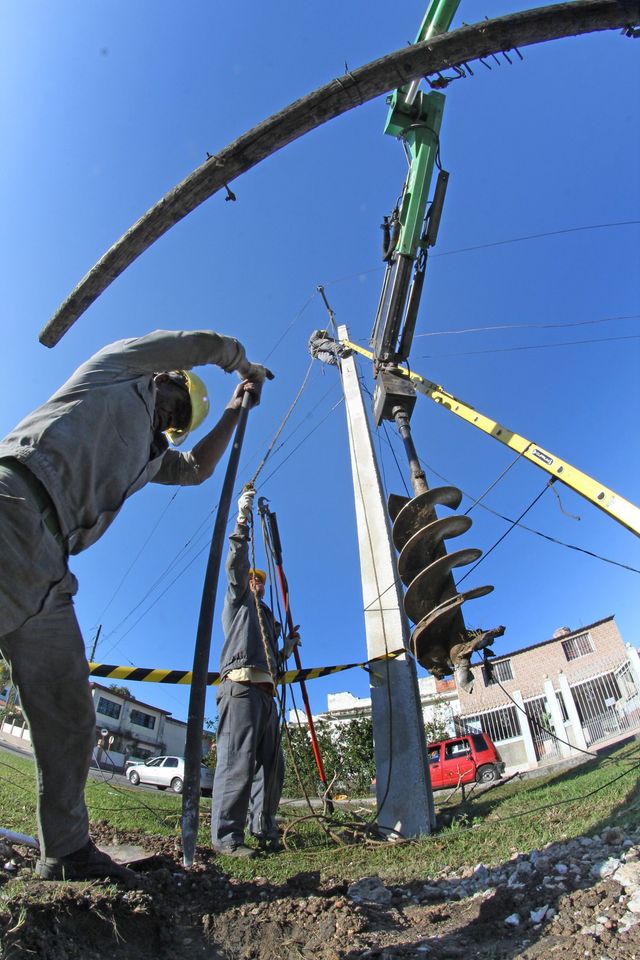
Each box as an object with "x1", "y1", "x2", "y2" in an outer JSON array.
[{"x1": 88, "y1": 649, "x2": 405, "y2": 686}]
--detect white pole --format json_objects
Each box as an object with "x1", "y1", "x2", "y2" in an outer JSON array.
[{"x1": 338, "y1": 324, "x2": 434, "y2": 836}]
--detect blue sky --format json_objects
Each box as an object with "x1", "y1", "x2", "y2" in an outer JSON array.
[{"x1": 1, "y1": 1, "x2": 638, "y2": 727}]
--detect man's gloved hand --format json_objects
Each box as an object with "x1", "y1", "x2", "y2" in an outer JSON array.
[
  {"x1": 236, "y1": 487, "x2": 255, "y2": 525},
  {"x1": 236, "y1": 360, "x2": 274, "y2": 384},
  {"x1": 226, "y1": 378, "x2": 266, "y2": 410},
  {"x1": 282, "y1": 626, "x2": 301, "y2": 661}
]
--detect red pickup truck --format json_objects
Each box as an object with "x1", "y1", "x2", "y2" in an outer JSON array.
[{"x1": 428, "y1": 732, "x2": 504, "y2": 789}]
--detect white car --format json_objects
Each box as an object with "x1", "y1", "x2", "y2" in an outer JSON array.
[{"x1": 126, "y1": 756, "x2": 213, "y2": 795}]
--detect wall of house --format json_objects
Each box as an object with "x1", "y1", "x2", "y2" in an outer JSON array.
[
  {"x1": 163, "y1": 719, "x2": 188, "y2": 756},
  {"x1": 463, "y1": 619, "x2": 626, "y2": 712}
]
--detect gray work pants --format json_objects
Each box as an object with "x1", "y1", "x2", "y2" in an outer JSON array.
[
  {"x1": 248, "y1": 745, "x2": 285, "y2": 840},
  {"x1": 0, "y1": 465, "x2": 95, "y2": 858},
  {"x1": 211, "y1": 680, "x2": 282, "y2": 849}
]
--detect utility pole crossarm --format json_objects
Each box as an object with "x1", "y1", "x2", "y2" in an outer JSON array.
[{"x1": 342, "y1": 339, "x2": 640, "y2": 537}]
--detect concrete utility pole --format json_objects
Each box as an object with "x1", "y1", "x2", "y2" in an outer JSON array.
[{"x1": 338, "y1": 324, "x2": 435, "y2": 836}]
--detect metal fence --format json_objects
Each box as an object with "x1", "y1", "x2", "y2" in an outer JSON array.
[
  {"x1": 457, "y1": 703, "x2": 522, "y2": 743},
  {"x1": 570, "y1": 662, "x2": 640, "y2": 746}
]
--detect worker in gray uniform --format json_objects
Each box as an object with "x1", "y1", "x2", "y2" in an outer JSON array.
[
  {"x1": 0, "y1": 329, "x2": 269, "y2": 882},
  {"x1": 211, "y1": 487, "x2": 298, "y2": 857}
]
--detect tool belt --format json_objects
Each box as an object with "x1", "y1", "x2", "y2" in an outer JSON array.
[{"x1": 0, "y1": 457, "x2": 66, "y2": 549}]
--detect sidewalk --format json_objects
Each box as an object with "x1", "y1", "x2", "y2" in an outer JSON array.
[{"x1": 0, "y1": 728, "x2": 33, "y2": 757}]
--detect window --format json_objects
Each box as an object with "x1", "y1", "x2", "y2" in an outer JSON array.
[
  {"x1": 471, "y1": 733, "x2": 490, "y2": 753},
  {"x1": 163, "y1": 757, "x2": 179, "y2": 768},
  {"x1": 459, "y1": 705, "x2": 521, "y2": 743},
  {"x1": 445, "y1": 739, "x2": 471, "y2": 759},
  {"x1": 483, "y1": 658, "x2": 514, "y2": 686},
  {"x1": 130, "y1": 709, "x2": 156, "y2": 730},
  {"x1": 97, "y1": 697, "x2": 121, "y2": 720},
  {"x1": 428, "y1": 746, "x2": 441, "y2": 764},
  {"x1": 562, "y1": 632, "x2": 594, "y2": 662}
]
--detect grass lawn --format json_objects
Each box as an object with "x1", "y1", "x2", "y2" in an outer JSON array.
[{"x1": 1, "y1": 741, "x2": 639, "y2": 883}]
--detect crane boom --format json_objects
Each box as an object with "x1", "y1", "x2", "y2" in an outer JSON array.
[{"x1": 342, "y1": 338, "x2": 640, "y2": 537}]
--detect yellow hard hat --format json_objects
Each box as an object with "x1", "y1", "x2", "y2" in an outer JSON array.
[
  {"x1": 165, "y1": 370, "x2": 210, "y2": 446},
  {"x1": 249, "y1": 568, "x2": 267, "y2": 584}
]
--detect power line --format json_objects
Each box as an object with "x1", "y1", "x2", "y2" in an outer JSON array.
[
  {"x1": 422, "y1": 333, "x2": 640, "y2": 359},
  {"x1": 418, "y1": 451, "x2": 640, "y2": 576},
  {"x1": 320, "y1": 220, "x2": 640, "y2": 288},
  {"x1": 98, "y1": 393, "x2": 345, "y2": 658},
  {"x1": 92, "y1": 488, "x2": 181, "y2": 630},
  {"x1": 414, "y1": 313, "x2": 640, "y2": 338},
  {"x1": 430, "y1": 219, "x2": 640, "y2": 259}
]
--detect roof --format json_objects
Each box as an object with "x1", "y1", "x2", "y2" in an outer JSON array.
[
  {"x1": 89, "y1": 681, "x2": 172, "y2": 716},
  {"x1": 487, "y1": 615, "x2": 616, "y2": 663}
]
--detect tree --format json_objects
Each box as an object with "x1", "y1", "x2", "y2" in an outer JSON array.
[
  {"x1": 108, "y1": 684, "x2": 133, "y2": 699},
  {"x1": 0, "y1": 656, "x2": 10, "y2": 692},
  {"x1": 282, "y1": 716, "x2": 376, "y2": 798}
]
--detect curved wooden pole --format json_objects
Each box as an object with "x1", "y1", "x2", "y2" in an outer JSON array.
[{"x1": 40, "y1": 1, "x2": 639, "y2": 347}]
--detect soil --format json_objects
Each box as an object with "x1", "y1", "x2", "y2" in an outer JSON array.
[{"x1": 1, "y1": 825, "x2": 638, "y2": 960}]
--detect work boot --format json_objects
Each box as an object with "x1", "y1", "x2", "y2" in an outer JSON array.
[
  {"x1": 35, "y1": 840, "x2": 138, "y2": 885},
  {"x1": 214, "y1": 843, "x2": 256, "y2": 859}
]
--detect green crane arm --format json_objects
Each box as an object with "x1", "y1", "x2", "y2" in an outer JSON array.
[{"x1": 371, "y1": 0, "x2": 461, "y2": 368}]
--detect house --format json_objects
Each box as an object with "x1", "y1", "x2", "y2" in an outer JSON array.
[
  {"x1": 91, "y1": 683, "x2": 212, "y2": 769},
  {"x1": 1, "y1": 680, "x2": 212, "y2": 771},
  {"x1": 456, "y1": 616, "x2": 640, "y2": 772},
  {"x1": 299, "y1": 675, "x2": 460, "y2": 737},
  {"x1": 290, "y1": 616, "x2": 640, "y2": 775}
]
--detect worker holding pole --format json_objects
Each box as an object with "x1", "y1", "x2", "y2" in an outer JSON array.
[
  {"x1": 0, "y1": 329, "x2": 269, "y2": 883},
  {"x1": 210, "y1": 487, "x2": 299, "y2": 857}
]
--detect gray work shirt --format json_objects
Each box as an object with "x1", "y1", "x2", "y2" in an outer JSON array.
[
  {"x1": 0, "y1": 329, "x2": 244, "y2": 555},
  {"x1": 219, "y1": 523, "x2": 280, "y2": 681}
]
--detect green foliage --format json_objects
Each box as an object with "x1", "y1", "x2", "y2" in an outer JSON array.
[
  {"x1": 424, "y1": 714, "x2": 450, "y2": 744},
  {"x1": 283, "y1": 717, "x2": 375, "y2": 798},
  {"x1": 108, "y1": 684, "x2": 133, "y2": 698}
]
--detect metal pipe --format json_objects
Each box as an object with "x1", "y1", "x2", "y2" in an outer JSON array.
[
  {"x1": 393, "y1": 405, "x2": 428, "y2": 496},
  {"x1": 181, "y1": 391, "x2": 253, "y2": 868}
]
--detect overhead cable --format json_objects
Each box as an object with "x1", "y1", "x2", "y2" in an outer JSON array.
[
  {"x1": 422, "y1": 333, "x2": 640, "y2": 359},
  {"x1": 430, "y1": 219, "x2": 640, "y2": 260},
  {"x1": 414, "y1": 312, "x2": 640, "y2": 338},
  {"x1": 320, "y1": 220, "x2": 640, "y2": 287}
]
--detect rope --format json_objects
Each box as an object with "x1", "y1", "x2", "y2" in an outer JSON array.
[{"x1": 248, "y1": 359, "x2": 315, "y2": 488}]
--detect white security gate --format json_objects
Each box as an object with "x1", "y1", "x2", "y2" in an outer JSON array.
[{"x1": 570, "y1": 663, "x2": 640, "y2": 746}]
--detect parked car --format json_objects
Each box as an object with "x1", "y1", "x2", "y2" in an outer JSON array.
[
  {"x1": 371, "y1": 732, "x2": 504, "y2": 794},
  {"x1": 126, "y1": 756, "x2": 213, "y2": 795},
  {"x1": 427, "y1": 732, "x2": 504, "y2": 790}
]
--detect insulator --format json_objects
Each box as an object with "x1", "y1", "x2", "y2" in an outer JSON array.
[{"x1": 390, "y1": 485, "x2": 500, "y2": 692}]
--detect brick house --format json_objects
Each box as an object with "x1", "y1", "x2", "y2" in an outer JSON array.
[
  {"x1": 456, "y1": 616, "x2": 640, "y2": 771},
  {"x1": 291, "y1": 616, "x2": 639, "y2": 775}
]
